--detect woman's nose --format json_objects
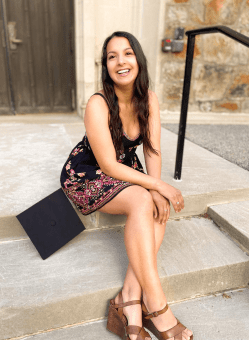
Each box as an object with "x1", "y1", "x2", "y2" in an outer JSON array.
[{"x1": 117, "y1": 55, "x2": 125, "y2": 65}]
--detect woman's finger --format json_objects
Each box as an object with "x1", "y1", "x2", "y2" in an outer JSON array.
[
  {"x1": 166, "y1": 208, "x2": 170, "y2": 222},
  {"x1": 164, "y1": 201, "x2": 170, "y2": 224},
  {"x1": 159, "y1": 206, "x2": 165, "y2": 224},
  {"x1": 153, "y1": 202, "x2": 158, "y2": 219},
  {"x1": 173, "y1": 198, "x2": 182, "y2": 212}
]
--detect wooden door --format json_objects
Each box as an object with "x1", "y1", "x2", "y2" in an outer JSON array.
[{"x1": 0, "y1": 0, "x2": 75, "y2": 114}]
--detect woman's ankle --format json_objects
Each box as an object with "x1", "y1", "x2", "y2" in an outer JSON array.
[
  {"x1": 142, "y1": 290, "x2": 167, "y2": 313},
  {"x1": 121, "y1": 285, "x2": 142, "y2": 302}
]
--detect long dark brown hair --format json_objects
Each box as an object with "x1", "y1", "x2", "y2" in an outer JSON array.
[{"x1": 101, "y1": 31, "x2": 159, "y2": 159}]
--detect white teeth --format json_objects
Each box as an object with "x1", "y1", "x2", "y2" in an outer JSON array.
[{"x1": 118, "y1": 69, "x2": 129, "y2": 74}]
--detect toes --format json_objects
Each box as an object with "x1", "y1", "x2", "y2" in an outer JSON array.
[
  {"x1": 185, "y1": 329, "x2": 193, "y2": 337},
  {"x1": 182, "y1": 329, "x2": 193, "y2": 340}
]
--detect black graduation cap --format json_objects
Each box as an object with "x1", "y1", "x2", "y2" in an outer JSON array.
[{"x1": 16, "y1": 188, "x2": 85, "y2": 260}]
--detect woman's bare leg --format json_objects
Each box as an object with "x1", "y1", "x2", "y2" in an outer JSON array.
[
  {"x1": 118, "y1": 221, "x2": 166, "y2": 340},
  {"x1": 98, "y1": 185, "x2": 192, "y2": 340},
  {"x1": 122, "y1": 218, "x2": 166, "y2": 300}
]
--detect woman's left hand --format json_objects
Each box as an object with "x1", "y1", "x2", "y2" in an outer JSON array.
[{"x1": 149, "y1": 189, "x2": 170, "y2": 224}]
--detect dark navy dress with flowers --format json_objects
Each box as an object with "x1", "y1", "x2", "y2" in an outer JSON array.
[{"x1": 60, "y1": 94, "x2": 145, "y2": 215}]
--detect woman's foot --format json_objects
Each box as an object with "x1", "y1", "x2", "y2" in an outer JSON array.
[
  {"x1": 142, "y1": 295, "x2": 193, "y2": 340},
  {"x1": 114, "y1": 290, "x2": 151, "y2": 340}
]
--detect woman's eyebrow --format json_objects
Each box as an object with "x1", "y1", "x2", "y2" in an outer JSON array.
[{"x1": 107, "y1": 47, "x2": 132, "y2": 55}]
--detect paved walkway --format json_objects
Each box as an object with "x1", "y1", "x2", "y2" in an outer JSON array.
[{"x1": 162, "y1": 123, "x2": 249, "y2": 171}]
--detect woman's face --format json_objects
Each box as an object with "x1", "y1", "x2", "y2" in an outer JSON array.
[{"x1": 106, "y1": 37, "x2": 139, "y2": 88}]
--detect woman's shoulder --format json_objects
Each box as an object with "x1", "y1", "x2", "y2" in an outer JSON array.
[
  {"x1": 148, "y1": 89, "x2": 158, "y2": 102},
  {"x1": 85, "y1": 90, "x2": 109, "y2": 112},
  {"x1": 87, "y1": 90, "x2": 107, "y2": 105},
  {"x1": 84, "y1": 91, "x2": 109, "y2": 125},
  {"x1": 148, "y1": 90, "x2": 159, "y2": 112}
]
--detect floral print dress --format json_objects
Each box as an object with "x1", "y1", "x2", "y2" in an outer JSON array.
[{"x1": 60, "y1": 99, "x2": 145, "y2": 215}]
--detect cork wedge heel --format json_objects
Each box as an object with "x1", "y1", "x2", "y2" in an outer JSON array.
[
  {"x1": 106, "y1": 290, "x2": 152, "y2": 340},
  {"x1": 142, "y1": 300, "x2": 193, "y2": 340}
]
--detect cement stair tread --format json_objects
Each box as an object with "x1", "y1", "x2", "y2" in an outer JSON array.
[
  {"x1": 1, "y1": 122, "x2": 249, "y2": 223},
  {"x1": 1, "y1": 217, "x2": 249, "y2": 339},
  {"x1": 208, "y1": 200, "x2": 249, "y2": 252},
  {"x1": 12, "y1": 288, "x2": 249, "y2": 340}
]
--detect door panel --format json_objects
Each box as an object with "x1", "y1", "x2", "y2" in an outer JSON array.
[
  {"x1": 0, "y1": 0, "x2": 75, "y2": 114},
  {"x1": 0, "y1": 17, "x2": 11, "y2": 113},
  {"x1": 7, "y1": 1, "x2": 31, "y2": 110}
]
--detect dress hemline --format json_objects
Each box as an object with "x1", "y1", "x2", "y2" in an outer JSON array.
[{"x1": 62, "y1": 181, "x2": 134, "y2": 216}]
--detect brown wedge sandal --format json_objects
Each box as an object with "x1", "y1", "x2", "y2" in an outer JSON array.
[
  {"x1": 141, "y1": 300, "x2": 193, "y2": 340},
  {"x1": 106, "y1": 290, "x2": 152, "y2": 340}
]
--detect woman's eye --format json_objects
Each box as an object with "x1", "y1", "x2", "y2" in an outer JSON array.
[{"x1": 109, "y1": 55, "x2": 115, "y2": 59}]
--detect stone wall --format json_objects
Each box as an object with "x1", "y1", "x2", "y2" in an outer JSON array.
[{"x1": 159, "y1": 0, "x2": 249, "y2": 114}]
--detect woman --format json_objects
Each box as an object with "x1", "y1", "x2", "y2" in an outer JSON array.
[{"x1": 60, "y1": 31, "x2": 193, "y2": 340}]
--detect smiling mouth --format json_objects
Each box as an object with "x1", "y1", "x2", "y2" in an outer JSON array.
[{"x1": 117, "y1": 69, "x2": 130, "y2": 74}]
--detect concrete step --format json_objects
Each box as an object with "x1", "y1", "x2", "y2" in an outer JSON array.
[
  {"x1": 16, "y1": 288, "x2": 249, "y2": 340},
  {"x1": 1, "y1": 216, "x2": 248, "y2": 339},
  {"x1": 1, "y1": 116, "x2": 249, "y2": 239},
  {"x1": 208, "y1": 200, "x2": 249, "y2": 253}
]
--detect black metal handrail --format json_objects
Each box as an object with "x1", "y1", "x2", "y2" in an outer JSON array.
[{"x1": 174, "y1": 25, "x2": 249, "y2": 180}]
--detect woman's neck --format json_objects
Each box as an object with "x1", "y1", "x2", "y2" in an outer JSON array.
[{"x1": 114, "y1": 84, "x2": 133, "y2": 106}]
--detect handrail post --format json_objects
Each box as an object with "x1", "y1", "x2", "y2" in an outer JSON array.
[
  {"x1": 173, "y1": 25, "x2": 249, "y2": 180},
  {"x1": 174, "y1": 34, "x2": 195, "y2": 180}
]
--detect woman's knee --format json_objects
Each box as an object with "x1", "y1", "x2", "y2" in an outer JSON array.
[
  {"x1": 125, "y1": 185, "x2": 154, "y2": 215},
  {"x1": 97, "y1": 185, "x2": 153, "y2": 216}
]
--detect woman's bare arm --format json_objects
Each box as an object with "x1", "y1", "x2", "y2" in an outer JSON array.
[
  {"x1": 143, "y1": 91, "x2": 171, "y2": 222},
  {"x1": 143, "y1": 90, "x2": 161, "y2": 180}
]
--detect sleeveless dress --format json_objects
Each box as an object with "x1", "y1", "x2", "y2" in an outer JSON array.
[{"x1": 60, "y1": 93, "x2": 145, "y2": 215}]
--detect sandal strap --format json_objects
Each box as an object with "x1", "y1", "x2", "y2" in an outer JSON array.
[
  {"x1": 126, "y1": 325, "x2": 151, "y2": 340},
  {"x1": 111, "y1": 291, "x2": 142, "y2": 319},
  {"x1": 112, "y1": 290, "x2": 141, "y2": 309},
  {"x1": 160, "y1": 319, "x2": 187, "y2": 339},
  {"x1": 113, "y1": 299, "x2": 141, "y2": 308},
  {"x1": 143, "y1": 303, "x2": 169, "y2": 319}
]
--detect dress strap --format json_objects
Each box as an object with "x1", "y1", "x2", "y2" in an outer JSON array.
[{"x1": 92, "y1": 92, "x2": 110, "y2": 109}]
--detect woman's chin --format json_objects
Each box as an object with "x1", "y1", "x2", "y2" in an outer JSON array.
[{"x1": 114, "y1": 78, "x2": 136, "y2": 89}]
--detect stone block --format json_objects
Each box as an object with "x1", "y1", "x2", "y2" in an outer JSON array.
[
  {"x1": 203, "y1": 33, "x2": 249, "y2": 65},
  {"x1": 161, "y1": 62, "x2": 185, "y2": 83},
  {"x1": 163, "y1": 82, "x2": 183, "y2": 101},
  {"x1": 204, "y1": 0, "x2": 243, "y2": 25},
  {"x1": 166, "y1": 5, "x2": 189, "y2": 23},
  {"x1": 193, "y1": 63, "x2": 232, "y2": 101},
  {"x1": 238, "y1": 2, "x2": 249, "y2": 26},
  {"x1": 227, "y1": 72, "x2": 249, "y2": 98},
  {"x1": 189, "y1": 0, "x2": 206, "y2": 25},
  {"x1": 213, "y1": 101, "x2": 241, "y2": 113},
  {"x1": 164, "y1": 100, "x2": 182, "y2": 112},
  {"x1": 189, "y1": 0, "x2": 243, "y2": 26},
  {"x1": 199, "y1": 101, "x2": 213, "y2": 112},
  {"x1": 241, "y1": 99, "x2": 249, "y2": 113},
  {"x1": 172, "y1": 0, "x2": 189, "y2": 3},
  {"x1": 187, "y1": 102, "x2": 200, "y2": 112}
]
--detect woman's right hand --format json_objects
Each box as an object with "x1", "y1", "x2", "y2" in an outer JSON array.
[{"x1": 156, "y1": 180, "x2": 184, "y2": 213}]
